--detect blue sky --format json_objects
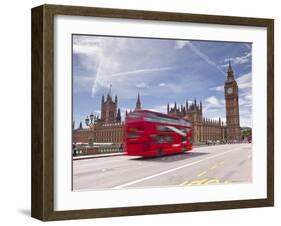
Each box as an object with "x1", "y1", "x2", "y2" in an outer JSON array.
[{"x1": 72, "y1": 35, "x2": 252, "y2": 128}]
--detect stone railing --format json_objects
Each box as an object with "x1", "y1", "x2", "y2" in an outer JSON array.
[{"x1": 73, "y1": 144, "x2": 123, "y2": 156}]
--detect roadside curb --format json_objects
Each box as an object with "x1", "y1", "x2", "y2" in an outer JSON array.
[{"x1": 73, "y1": 153, "x2": 125, "y2": 160}]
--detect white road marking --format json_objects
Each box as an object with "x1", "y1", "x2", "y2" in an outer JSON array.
[{"x1": 112, "y1": 147, "x2": 243, "y2": 189}]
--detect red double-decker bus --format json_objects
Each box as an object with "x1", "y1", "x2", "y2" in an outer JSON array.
[{"x1": 124, "y1": 110, "x2": 192, "y2": 157}]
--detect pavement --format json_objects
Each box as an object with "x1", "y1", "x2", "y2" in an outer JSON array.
[
  {"x1": 73, "y1": 152, "x2": 124, "y2": 160},
  {"x1": 72, "y1": 143, "x2": 252, "y2": 191}
]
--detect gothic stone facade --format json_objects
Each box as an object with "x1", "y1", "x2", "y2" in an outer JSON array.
[
  {"x1": 167, "y1": 100, "x2": 226, "y2": 143},
  {"x1": 100, "y1": 93, "x2": 121, "y2": 124},
  {"x1": 73, "y1": 123, "x2": 124, "y2": 144},
  {"x1": 73, "y1": 93, "x2": 124, "y2": 144}
]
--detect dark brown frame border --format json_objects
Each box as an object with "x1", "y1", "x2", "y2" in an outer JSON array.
[{"x1": 31, "y1": 4, "x2": 274, "y2": 221}]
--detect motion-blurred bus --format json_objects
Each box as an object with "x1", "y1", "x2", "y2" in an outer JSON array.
[{"x1": 124, "y1": 110, "x2": 192, "y2": 157}]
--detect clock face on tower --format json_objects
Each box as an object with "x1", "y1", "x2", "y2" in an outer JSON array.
[{"x1": 227, "y1": 87, "x2": 233, "y2": 94}]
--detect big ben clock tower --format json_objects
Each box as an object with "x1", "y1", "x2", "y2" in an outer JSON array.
[{"x1": 224, "y1": 61, "x2": 241, "y2": 141}]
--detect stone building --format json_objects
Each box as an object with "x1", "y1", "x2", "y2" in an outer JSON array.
[
  {"x1": 73, "y1": 92, "x2": 124, "y2": 144},
  {"x1": 73, "y1": 127, "x2": 92, "y2": 143},
  {"x1": 73, "y1": 123, "x2": 124, "y2": 144},
  {"x1": 100, "y1": 93, "x2": 121, "y2": 123},
  {"x1": 167, "y1": 99, "x2": 226, "y2": 143}
]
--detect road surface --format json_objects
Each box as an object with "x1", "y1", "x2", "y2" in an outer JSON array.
[{"x1": 73, "y1": 143, "x2": 252, "y2": 191}]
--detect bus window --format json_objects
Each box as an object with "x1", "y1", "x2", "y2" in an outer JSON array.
[
  {"x1": 157, "y1": 125, "x2": 173, "y2": 132},
  {"x1": 154, "y1": 135, "x2": 174, "y2": 144},
  {"x1": 127, "y1": 112, "x2": 141, "y2": 119},
  {"x1": 127, "y1": 133, "x2": 139, "y2": 138},
  {"x1": 165, "y1": 135, "x2": 173, "y2": 143}
]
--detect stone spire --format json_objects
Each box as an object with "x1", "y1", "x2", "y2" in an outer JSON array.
[
  {"x1": 116, "y1": 108, "x2": 121, "y2": 122},
  {"x1": 135, "y1": 92, "x2": 141, "y2": 110},
  {"x1": 227, "y1": 60, "x2": 234, "y2": 81}
]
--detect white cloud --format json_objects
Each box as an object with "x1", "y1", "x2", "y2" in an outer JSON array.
[
  {"x1": 210, "y1": 72, "x2": 252, "y2": 92},
  {"x1": 209, "y1": 85, "x2": 224, "y2": 92},
  {"x1": 239, "y1": 83, "x2": 251, "y2": 89},
  {"x1": 239, "y1": 107, "x2": 252, "y2": 127},
  {"x1": 165, "y1": 83, "x2": 185, "y2": 94},
  {"x1": 148, "y1": 105, "x2": 167, "y2": 113},
  {"x1": 203, "y1": 96, "x2": 225, "y2": 120},
  {"x1": 175, "y1": 40, "x2": 190, "y2": 49},
  {"x1": 159, "y1": 83, "x2": 166, "y2": 87},
  {"x1": 244, "y1": 44, "x2": 252, "y2": 50},
  {"x1": 111, "y1": 66, "x2": 176, "y2": 78},
  {"x1": 135, "y1": 82, "x2": 148, "y2": 88},
  {"x1": 187, "y1": 100, "x2": 193, "y2": 105},
  {"x1": 94, "y1": 110, "x2": 101, "y2": 116},
  {"x1": 221, "y1": 52, "x2": 252, "y2": 67},
  {"x1": 73, "y1": 36, "x2": 102, "y2": 55},
  {"x1": 72, "y1": 36, "x2": 185, "y2": 98},
  {"x1": 236, "y1": 72, "x2": 252, "y2": 89},
  {"x1": 236, "y1": 72, "x2": 251, "y2": 83},
  {"x1": 205, "y1": 96, "x2": 221, "y2": 107}
]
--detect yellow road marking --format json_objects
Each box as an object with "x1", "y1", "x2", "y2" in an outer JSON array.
[
  {"x1": 180, "y1": 178, "x2": 231, "y2": 186},
  {"x1": 204, "y1": 179, "x2": 220, "y2": 185},
  {"x1": 219, "y1": 161, "x2": 225, "y2": 165},
  {"x1": 179, "y1": 181, "x2": 189, "y2": 186},
  {"x1": 211, "y1": 164, "x2": 218, "y2": 169},
  {"x1": 197, "y1": 171, "x2": 207, "y2": 177},
  {"x1": 188, "y1": 179, "x2": 209, "y2": 185}
]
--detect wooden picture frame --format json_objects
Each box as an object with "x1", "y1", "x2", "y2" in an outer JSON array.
[{"x1": 31, "y1": 4, "x2": 274, "y2": 221}]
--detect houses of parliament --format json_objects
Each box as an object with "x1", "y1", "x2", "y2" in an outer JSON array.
[{"x1": 73, "y1": 62, "x2": 241, "y2": 144}]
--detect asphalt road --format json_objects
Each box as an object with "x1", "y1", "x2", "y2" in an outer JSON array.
[{"x1": 72, "y1": 143, "x2": 252, "y2": 191}]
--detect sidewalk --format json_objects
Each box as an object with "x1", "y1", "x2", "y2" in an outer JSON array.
[{"x1": 73, "y1": 152, "x2": 125, "y2": 160}]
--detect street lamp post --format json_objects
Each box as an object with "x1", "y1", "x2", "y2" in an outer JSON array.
[{"x1": 85, "y1": 112, "x2": 96, "y2": 146}]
